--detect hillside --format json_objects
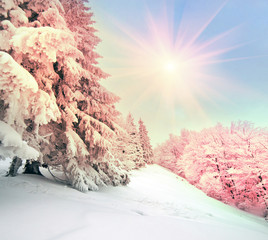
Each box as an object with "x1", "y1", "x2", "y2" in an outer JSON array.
[{"x1": 0, "y1": 160, "x2": 267, "y2": 240}]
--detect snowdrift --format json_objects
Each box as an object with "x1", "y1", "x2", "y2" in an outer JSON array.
[{"x1": 0, "y1": 160, "x2": 267, "y2": 240}]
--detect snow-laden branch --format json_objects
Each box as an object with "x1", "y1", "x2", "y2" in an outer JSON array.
[{"x1": 0, "y1": 121, "x2": 39, "y2": 160}]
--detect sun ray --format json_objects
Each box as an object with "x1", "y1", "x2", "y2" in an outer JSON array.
[
  {"x1": 192, "y1": 25, "x2": 241, "y2": 55},
  {"x1": 96, "y1": 1, "x2": 252, "y2": 128},
  {"x1": 200, "y1": 55, "x2": 268, "y2": 65},
  {"x1": 184, "y1": 0, "x2": 228, "y2": 49}
]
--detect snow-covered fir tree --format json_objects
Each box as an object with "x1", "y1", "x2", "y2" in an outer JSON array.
[
  {"x1": 109, "y1": 115, "x2": 136, "y2": 171},
  {"x1": 0, "y1": 0, "x2": 129, "y2": 191},
  {"x1": 124, "y1": 113, "x2": 145, "y2": 168},
  {"x1": 138, "y1": 119, "x2": 153, "y2": 164},
  {"x1": 110, "y1": 116, "x2": 152, "y2": 171}
]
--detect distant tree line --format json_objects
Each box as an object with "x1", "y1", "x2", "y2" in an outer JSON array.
[{"x1": 154, "y1": 121, "x2": 268, "y2": 218}]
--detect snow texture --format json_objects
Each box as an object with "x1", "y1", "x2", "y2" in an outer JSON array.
[
  {"x1": 0, "y1": 51, "x2": 38, "y2": 92},
  {"x1": 0, "y1": 161, "x2": 267, "y2": 240},
  {"x1": 0, "y1": 121, "x2": 39, "y2": 160}
]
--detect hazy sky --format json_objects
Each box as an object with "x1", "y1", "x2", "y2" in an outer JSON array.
[{"x1": 90, "y1": 0, "x2": 268, "y2": 146}]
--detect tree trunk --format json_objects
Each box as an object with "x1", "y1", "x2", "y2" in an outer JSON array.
[
  {"x1": 6, "y1": 156, "x2": 22, "y2": 176},
  {"x1": 264, "y1": 208, "x2": 268, "y2": 221},
  {"x1": 23, "y1": 160, "x2": 42, "y2": 175}
]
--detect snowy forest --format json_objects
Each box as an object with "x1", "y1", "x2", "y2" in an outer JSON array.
[
  {"x1": 0, "y1": 0, "x2": 268, "y2": 227},
  {"x1": 154, "y1": 121, "x2": 268, "y2": 217},
  {"x1": 0, "y1": 0, "x2": 153, "y2": 192}
]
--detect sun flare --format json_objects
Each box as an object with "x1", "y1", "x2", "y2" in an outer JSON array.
[
  {"x1": 102, "y1": 1, "x2": 241, "y2": 120},
  {"x1": 164, "y1": 61, "x2": 176, "y2": 73}
]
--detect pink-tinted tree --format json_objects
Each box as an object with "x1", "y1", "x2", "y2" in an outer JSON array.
[
  {"x1": 227, "y1": 122, "x2": 268, "y2": 216},
  {"x1": 154, "y1": 130, "x2": 190, "y2": 177},
  {"x1": 156, "y1": 121, "x2": 268, "y2": 217},
  {"x1": 124, "y1": 113, "x2": 145, "y2": 168},
  {"x1": 138, "y1": 119, "x2": 153, "y2": 164},
  {"x1": 154, "y1": 134, "x2": 180, "y2": 173},
  {"x1": 182, "y1": 122, "x2": 268, "y2": 216},
  {"x1": 0, "y1": 0, "x2": 129, "y2": 191},
  {"x1": 109, "y1": 115, "x2": 137, "y2": 171}
]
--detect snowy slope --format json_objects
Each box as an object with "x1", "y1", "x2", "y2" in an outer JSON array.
[{"x1": 0, "y1": 160, "x2": 268, "y2": 240}]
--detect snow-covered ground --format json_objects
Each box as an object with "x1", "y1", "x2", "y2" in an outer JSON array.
[{"x1": 0, "y1": 160, "x2": 268, "y2": 240}]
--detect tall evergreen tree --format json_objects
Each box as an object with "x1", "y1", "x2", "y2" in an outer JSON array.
[
  {"x1": 109, "y1": 115, "x2": 136, "y2": 171},
  {"x1": 125, "y1": 113, "x2": 145, "y2": 168},
  {"x1": 138, "y1": 119, "x2": 153, "y2": 164},
  {"x1": 0, "y1": 0, "x2": 128, "y2": 191}
]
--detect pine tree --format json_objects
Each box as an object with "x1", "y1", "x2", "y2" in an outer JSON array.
[
  {"x1": 0, "y1": 0, "x2": 128, "y2": 191},
  {"x1": 138, "y1": 119, "x2": 153, "y2": 164},
  {"x1": 125, "y1": 114, "x2": 145, "y2": 168},
  {"x1": 109, "y1": 115, "x2": 136, "y2": 171}
]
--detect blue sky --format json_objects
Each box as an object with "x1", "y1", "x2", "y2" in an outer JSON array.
[{"x1": 89, "y1": 0, "x2": 268, "y2": 146}]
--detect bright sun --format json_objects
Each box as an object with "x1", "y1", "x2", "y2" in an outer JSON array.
[
  {"x1": 164, "y1": 61, "x2": 176, "y2": 73},
  {"x1": 103, "y1": 1, "x2": 239, "y2": 117}
]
